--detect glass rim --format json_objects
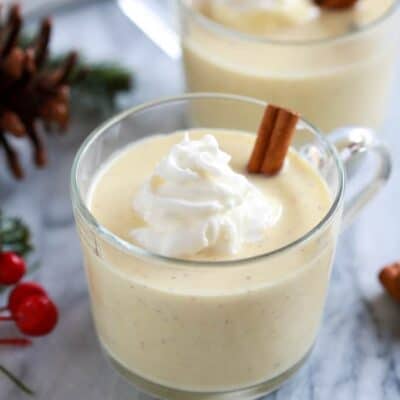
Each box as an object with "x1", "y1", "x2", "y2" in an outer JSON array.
[
  {"x1": 178, "y1": 0, "x2": 400, "y2": 46},
  {"x1": 71, "y1": 93, "x2": 345, "y2": 267}
]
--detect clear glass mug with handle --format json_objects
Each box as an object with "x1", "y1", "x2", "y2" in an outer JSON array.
[
  {"x1": 117, "y1": 0, "x2": 400, "y2": 132},
  {"x1": 71, "y1": 93, "x2": 391, "y2": 400}
]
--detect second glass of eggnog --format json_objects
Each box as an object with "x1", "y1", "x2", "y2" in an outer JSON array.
[
  {"x1": 179, "y1": 0, "x2": 400, "y2": 132},
  {"x1": 72, "y1": 94, "x2": 390, "y2": 399}
]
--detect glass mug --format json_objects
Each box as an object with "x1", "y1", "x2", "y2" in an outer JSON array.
[
  {"x1": 71, "y1": 94, "x2": 390, "y2": 400},
  {"x1": 118, "y1": 0, "x2": 400, "y2": 132}
]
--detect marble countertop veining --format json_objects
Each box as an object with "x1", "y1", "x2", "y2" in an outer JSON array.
[{"x1": 1, "y1": 1, "x2": 400, "y2": 399}]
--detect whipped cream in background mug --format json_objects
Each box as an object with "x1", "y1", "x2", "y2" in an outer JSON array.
[
  {"x1": 198, "y1": 0, "x2": 394, "y2": 38},
  {"x1": 205, "y1": 0, "x2": 320, "y2": 35}
]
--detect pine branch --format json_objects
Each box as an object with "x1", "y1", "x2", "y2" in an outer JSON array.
[
  {"x1": 53, "y1": 58, "x2": 132, "y2": 95},
  {"x1": 19, "y1": 34, "x2": 133, "y2": 108},
  {"x1": 0, "y1": 365, "x2": 34, "y2": 396},
  {"x1": 0, "y1": 211, "x2": 33, "y2": 257}
]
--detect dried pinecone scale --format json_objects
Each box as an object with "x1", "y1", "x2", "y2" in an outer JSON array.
[{"x1": 0, "y1": 3, "x2": 77, "y2": 179}]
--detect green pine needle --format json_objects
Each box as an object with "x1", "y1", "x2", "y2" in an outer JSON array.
[
  {"x1": 0, "y1": 211, "x2": 33, "y2": 257},
  {"x1": 0, "y1": 365, "x2": 34, "y2": 396}
]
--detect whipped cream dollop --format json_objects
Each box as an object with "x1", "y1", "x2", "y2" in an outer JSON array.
[
  {"x1": 209, "y1": 0, "x2": 320, "y2": 33},
  {"x1": 131, "y1": 133, "x2": 281, "y2": 258}
]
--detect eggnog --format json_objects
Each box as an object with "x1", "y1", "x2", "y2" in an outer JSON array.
[
  {"x1": 81, "y1": 130, "x2": 338, "y2": 393},
  {"x1": 181, "y1": 0, "x2": 399, "y2": 130}
]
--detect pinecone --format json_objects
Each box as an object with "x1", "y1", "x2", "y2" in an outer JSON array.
[{"x1": 0, "y1": 4, "x2": 77, "y2": 179}]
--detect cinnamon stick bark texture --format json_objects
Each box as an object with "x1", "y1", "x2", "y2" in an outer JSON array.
[
  {"x1": 314, "y1": 0, "x2": 358, "y2": 10},
  {"x1": 247, "y1": 105, "x2": 299, "y2": 176},
  {"x1": 247, "y1": 105, "x2": 279, "y2": 173},
  {"x1": 261, "y1": 109, "x2": 299, "y2": 175}
]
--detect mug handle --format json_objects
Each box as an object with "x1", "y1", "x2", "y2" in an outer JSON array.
[
  {"x1": 117, "y1": 0, "x2": 181, "y2": 59},
  {"x1": 328, "y1": 127, "x2": 391, "y2": 230}
]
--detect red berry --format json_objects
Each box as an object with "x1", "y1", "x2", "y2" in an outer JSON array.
[
  {"x1": 14, "y1": 295, "x2": 58, "y2": 336},
  {"x1": 0, "y1": 252, "x2": 26, "y2": 285},
  {"x1": 8, "y1": 282, "x2": 47, "y2": 315}
]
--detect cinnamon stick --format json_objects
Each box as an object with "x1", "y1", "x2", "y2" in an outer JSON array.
[
  {"x1": 379, "y1": 262, "x2": 400, "y2": 303},
  {"x1": 247, "y1": 105, "x2": 279, "y2": 173},
  {"x1": 314, "y1": 0, "x2": 358, "y2": 10},
  {"x1": 247, "y1": 105, "x2": 299, "y2": 176},
  {"x1": 261, "y1": 108, "x2": 299, "y2": 175}
]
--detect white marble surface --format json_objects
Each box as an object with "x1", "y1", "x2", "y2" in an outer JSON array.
[{"x1": 1, "y1": 1, "x2": 400, "y2": 399}]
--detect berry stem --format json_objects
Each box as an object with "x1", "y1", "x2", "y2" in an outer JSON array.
[
  {"x1": 0, "y1": 315, "x2": 14, "y2": 321},
  {"x1": 0, "y1": 338, "x2": 32, "y2": 346},
  {"x1": 0, "y1": 365, "x2": 34, "y2": 396}
]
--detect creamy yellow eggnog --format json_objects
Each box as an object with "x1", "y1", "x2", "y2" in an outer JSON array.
[
  {"x1": 80, "y1": 129, "x2": 338, "y2": 392},
  {"x1": 180, "y1": 0, "x2": 399, "y2": 130}
]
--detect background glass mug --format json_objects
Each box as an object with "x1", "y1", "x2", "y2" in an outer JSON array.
[
  {"x1": 117, "y1": 0, "x2": 400, "y2": 132},
  {"x1": 71, "y1": 94, "x2": 391, "y2": 400}
]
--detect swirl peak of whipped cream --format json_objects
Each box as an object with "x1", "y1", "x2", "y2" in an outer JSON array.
[
  {"x1": 132, "y1": 133, "x2": 281, "y2": 258},
  {"x1": 209, "y1": 0, "x2": 320, "y2": 32}
]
